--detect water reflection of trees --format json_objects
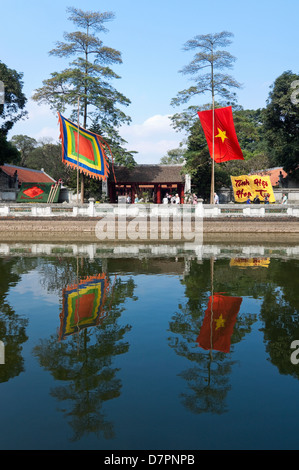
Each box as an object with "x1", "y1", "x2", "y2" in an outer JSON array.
[
  {"x1": 169, "y1": 256, "x2": 299, "y2": 414},
  {"x1": 259, "y1": 259, "x2": 299, "y2": 378},
  {"x1": 33, "y1": 273, "x2": 136, "y2": 442},
  {"x1": 168, "y1": 258, "x2": 257, "y2": 415},
  {"x1": 0, "y1": 258, "x2": 28, "y2": 383}
]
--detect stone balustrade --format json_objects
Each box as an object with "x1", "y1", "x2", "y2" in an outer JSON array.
[{"x1": 0, "y1": 199, "x2": 298, "y2": 218}]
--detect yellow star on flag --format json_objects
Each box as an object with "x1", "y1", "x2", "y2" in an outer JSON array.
[
  {"x1": 215, "y1": 314, "x2": 226, "y2": 330},
  {"x1": 215, "y1": 128, "x2": 228, "y2": 143}
]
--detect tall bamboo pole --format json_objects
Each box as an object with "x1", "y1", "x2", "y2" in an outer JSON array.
[
  {"x1": 210, "y1": 55, "x2": 215, "y2": 205},
  {"x1": 77, "y1": 97, "x2": 80, "y2": 205}
]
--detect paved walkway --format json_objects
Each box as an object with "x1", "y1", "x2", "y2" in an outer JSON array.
[{"x1": 0, "y1": 216, "x2": 298, "y2": 243}]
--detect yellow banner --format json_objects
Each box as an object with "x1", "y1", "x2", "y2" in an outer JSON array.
[{"x1": 230, "y1": 175, "x2": 275, "y2": 203}]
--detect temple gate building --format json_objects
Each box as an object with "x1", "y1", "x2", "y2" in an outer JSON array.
[{"x1": 108, "y1": 164, "x2": 190, "y2": 203}]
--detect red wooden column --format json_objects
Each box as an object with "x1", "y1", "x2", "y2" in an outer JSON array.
[
  {"x1": 156, "y1": 184, "x2": 161, "y2": 204},
  {"x1": 132, "y1": 183, "x2": 137, "y2": 203},
  {"x1": 109, "y1": 183, "x2": 115, "y2": 203},
  {"x1": 179, "y1": 183, "x2": 184, "y2": 204}
]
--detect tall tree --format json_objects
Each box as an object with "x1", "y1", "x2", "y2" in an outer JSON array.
[
  {"x1": 171, "y1": 32, "x2": 240, "y2": 202},
  {"x1": 32, "y1": 7, "x2": 133, "y2": 201},
  {"x1": 263, "y1": 71, "x2": 299, "y2": 180}
]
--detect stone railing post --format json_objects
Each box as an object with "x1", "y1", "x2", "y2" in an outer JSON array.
[{"x1": 88, "y1": 198, "x2": 95, "y2": 217}]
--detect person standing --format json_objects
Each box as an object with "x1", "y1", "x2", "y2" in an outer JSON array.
[{"x1": 214, "y1": 192, "x2": 219, "y2": 204}]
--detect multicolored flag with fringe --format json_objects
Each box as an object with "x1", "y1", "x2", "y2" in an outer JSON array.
[
  {"x1": 59, "y1": 274, "x2": 110, "y2": 340},
  {"x1": 58, "y1": 113, "x2": 111, "y2": 181}
]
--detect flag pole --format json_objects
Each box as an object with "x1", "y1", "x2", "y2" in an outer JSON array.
[
  {"x1": 210, "y1": 57, "x2": 215, "y2": 205},
  {"x1": 210, "y1": 256, "x2": 214, "y2": 359},
  {"x1": 210, "y1": 94, "x2": 215, "y2": 205},
  {"x1": 77, "y1": 97, "x2": 80, "y2": 205}
]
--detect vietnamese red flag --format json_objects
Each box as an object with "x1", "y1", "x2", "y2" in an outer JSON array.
[
  {"x1": 196, "y1": 294, "x2": 242, "y2": 353},
  {"x1": 197, "y1": 106, "x2": 244, "y2": 163}
]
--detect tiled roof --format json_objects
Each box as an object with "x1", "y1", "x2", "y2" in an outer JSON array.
[
  {"x1": 0, "y1": 164, "x2": 55, "y2": 183},
  {"x1": 110, "y1": 165, "x2": 185, "y2": 184},
  {"x1": 252, "y1": 167, "x2": 287, "y2": 187}
]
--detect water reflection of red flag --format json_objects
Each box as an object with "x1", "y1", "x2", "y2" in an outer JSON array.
[
  {"x1": 197, "y1": 294, "x2": 242, "y2": 353},
  {"x1": 59, "y1": 273, "x2": 111, "y2": 340}
]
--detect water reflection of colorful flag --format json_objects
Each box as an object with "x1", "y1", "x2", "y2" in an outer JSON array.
[
  {"x1": 197, "y1": 294, "x2": 242, "y2": 353},
  {"x1": 59, "y1": 274, "x2": 109, "y2": 340}
]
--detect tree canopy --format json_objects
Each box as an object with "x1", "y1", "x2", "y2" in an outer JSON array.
[
  {"x1": 0, "y1": 61, "x2": 27, "y2": 164},
  {"x1": 263, "y1": 71, "x2": 299, "y2": 179},
  {"x1": 171, "y1": 32, "x2": 241, "y2": 128}
]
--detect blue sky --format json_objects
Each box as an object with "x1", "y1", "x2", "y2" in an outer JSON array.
[{"x1": 1, "y1": 0, "x2": 298, "y2": 163}]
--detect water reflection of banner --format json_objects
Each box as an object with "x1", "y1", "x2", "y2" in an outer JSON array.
[
  {"x1": 59, "y1": 274, "x2": 110, "y2": 340},
  {"x1": 230, "y1": 258, "x2": 270, "y2": 268},
  {"x1": 197, "y1": 294, "x2": 242, "y2": 353}
]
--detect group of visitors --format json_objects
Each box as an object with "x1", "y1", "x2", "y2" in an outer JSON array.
[
  {"x1": 185, "y1": 193, "x2": 199, "y2": 204},
  {"x1": 126, "y1": 191, "x2": 288, "y2": 205},
  {"x1": 247, "y1": 194, "x2": 270, "y2": 204},
  {"x1": 246, "y1": 193, "x2": 288, "y2": 204},
  {"x1": 163, "y1": 193, "x2": 181, "y2": 204}
]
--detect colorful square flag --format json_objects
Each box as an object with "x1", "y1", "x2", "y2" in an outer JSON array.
[
  {"x1": 198, "y1": 106, "x2": 244, "y2": 163},
  {"x1": 58, "y1": 113, "x2": 110, "y2": 180}
]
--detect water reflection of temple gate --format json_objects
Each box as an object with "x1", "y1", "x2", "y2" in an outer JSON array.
[{"x1": 108, "y1": 164, "x2": 188, "y2": 204}]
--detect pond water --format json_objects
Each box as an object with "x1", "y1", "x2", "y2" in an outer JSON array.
[{"x1": 0, "y1": 242, "x2": 299, "y2": 450}]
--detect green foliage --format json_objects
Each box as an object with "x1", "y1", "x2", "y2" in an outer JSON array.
[
  {"x1": 0, "y1": 61, "x2": 27, "y2": 164},
  {"x1": 160, "y1": 147, "x2": 186, "y2": 165},
  {"x1": 0, "y1": 134, "x2": 20, "y2": 165},
  {"x1": 25, "y1": 139, "x2": 72, "y2": 183},
  {"x1": 0, "y1": 61, "x2": 27, "y2": 136},
  {"x1": 263, "y1": 70, "x2": 299, "y2": 178},
  {"x1": 10, "y1": 135, "x2": 38, "y2": 166}
]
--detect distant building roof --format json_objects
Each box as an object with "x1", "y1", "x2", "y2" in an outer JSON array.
[
  {"x1": 0, "y1": 164, "x2": 55, "y2": 184},
  {"x1": 252, "y1": 167, "x2": 287, "y2": 187},
  {"x1": 110, "y1": 164, "x2": 185, "y2": 184}
]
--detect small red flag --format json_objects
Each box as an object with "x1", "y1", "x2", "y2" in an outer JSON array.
[
  {"x1": 197, "y1": 106, "x2": 244, "y2": 163},
  {"x1": 196, "y1": 294, "x2": 242, "y2": 353}
]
